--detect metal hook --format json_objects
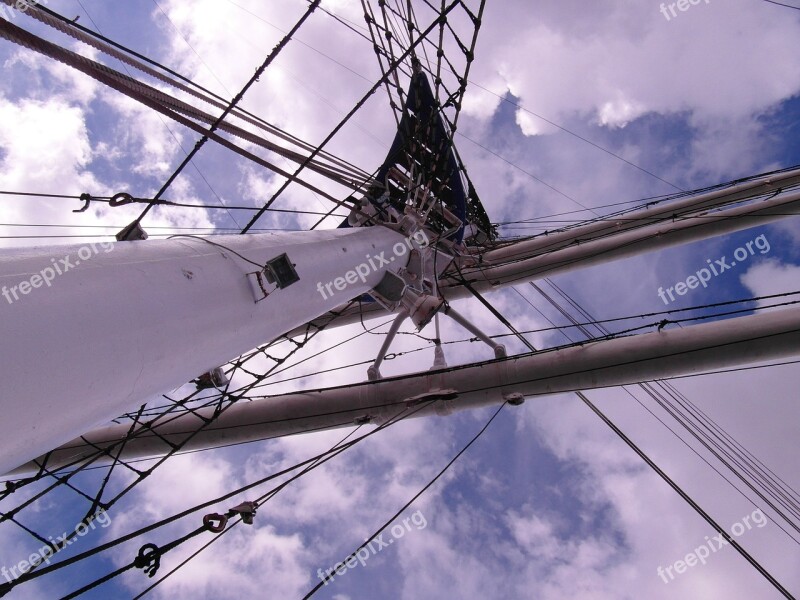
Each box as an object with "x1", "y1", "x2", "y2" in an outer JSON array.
[
  {"x1": 134, "y1": 543, "x2": 161, "y2": 578},
  {"x1": 73, "y1": 193, "x2": 93, "y2": 213}
]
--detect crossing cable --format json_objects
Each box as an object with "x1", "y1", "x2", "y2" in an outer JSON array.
[
  {"x1": 130, "y1": 0, "x2": 323, "y2": 227},
  {"x1": 362, "y1": 0, "x2": 408, "y2": 128},
  {"x1": 452, "y1": 205, "x2": 794, "y2": 290},
  {"x1": 71, "y1": 0, "x2": 243, "y2": 228},
  {"x1": 0, "y1": 298, "x2": 362, "y2": 590},
  {"x1": 521, "y1": 284, "x2": 800, "y2": 549},
  {"x1": 576, "y1": 391, "x2": 794, "y2": 599},
  {"x1": 3, "y1": 290, "x2": 792, "y2": 596},
  {"x1": 624, "y1": 382, "x2": 800, "y2": 547},
  {"x1": 530, "y1": 279, "x2": 800, "y2": 544},
  {"x1": 239, "y1": 0, "x2": 466, "y2": 233},
  {"x1": 307, "y1": 18, "x2": 493, "y2": 237},
  {"x1": 130, "y1": 424, "x2": 366, "y2": 598},
  {"x1": 489, "y1": 164, "x2": 800, "y2": 241},
  {"x1": 476, "y1": 194, "x2": 798, "y2": 270},
  {"x1": 542, "y1": 278, "x2": 800, "y2": 526},
  {"x1": 4, "y1": 0, "x2": 225, "y2": 103},
  {"x1": 10, "y1": 0, "x2": 370, "y2": 184},
  {"x1": 759, "y1": 0, "x2": 800, "y2": 10},
  {"x1": 18, "y1": 400, "x2": 437, "y2": 598},
  {"x1": 456, "y1": 274, "x2": 537, "y2": 352},
  {"x1": 0, "y1": 0, "x2": 369, "y2": 218},
  {"x1": 36, "y1": 355, "x2": 800, "y2": 475},
  {"x1": 636, "y1": 382, "x2": 800, "y2": 534},
  {"x1": 296, "y1": 287, "x2": 800, "y2": 355},
  {"x1": 314, "y1": 0, "x2": 687, "y2": 194},
  {"x1": 650, "y1": 379, "x2": 800, "y2": 521},
  {"x1": 3, "y1": 270, "x2": 438, "y2": 552},
  {"x1": 662, "y1": 380, "x2": 800, "y2": 512},
  {"x1": 3, "y1": 1, "x2": 792, "y2": 596},
  {"x1": 9, "y1": 294, "x2": 795, "y2": 476},
  {"x1": 379, "y1": 10, "x2": 681, "y2": 193},
  {"x1": 0, "y1": 18, "x2": 360, "y2": 209}
]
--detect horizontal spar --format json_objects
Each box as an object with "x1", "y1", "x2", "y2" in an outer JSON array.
[
  {"x1": 13, "y1": 305, "x2": 800, "y2": 475},
  {"x1": 482, "y1": 166, "x2": 800, "y2": 264},
  {"x1": 457, "y1": 189, "x2": 800, "y2": 288}
]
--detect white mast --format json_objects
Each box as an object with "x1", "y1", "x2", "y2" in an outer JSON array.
[{"x1": 0, "y1": 227, "x2": 411, "y2": 474}]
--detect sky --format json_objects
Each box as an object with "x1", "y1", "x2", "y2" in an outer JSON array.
[{"x1": 1, "y1": 0, "x2": 800, "y2": 598}]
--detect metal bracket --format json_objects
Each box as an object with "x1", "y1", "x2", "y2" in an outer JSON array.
[
  {"x1": 246, "y1": 270, "x2": 272, "y2": 303},
  {"x1": 228, "y1": 501, "x2": 258, "y2": 525},
  {"x1": 116, "y1": 220, "x2": 148, "y2": 241},
  {"x1": 443, "y1": 305, "x2": 506, "y2": 358},
  {"x1": 368, "y1": 310, "x2": 408, "y2": 380},
  {"x1": 504, "y1": 392, "x2": 525, "y2": 406},
  {"x1": 194, "y1": 367, "x2": 229, "y2": 390}
]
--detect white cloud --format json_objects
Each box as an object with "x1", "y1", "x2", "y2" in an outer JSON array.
[
  {"x1": 1, "y1": 2, "x2": 799, "y2": 599},
  {"x1": 741, "y1": 258, "x2": 800, "y2": 306}
]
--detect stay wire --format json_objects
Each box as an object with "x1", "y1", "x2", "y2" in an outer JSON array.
[
  {"x1": 522, "y1": 282, "x2": 795, "y2": 548},
  {"x1": 663, "y1": 380, "x2": 800, "y2": 508},
  {"x1": 73, "y1": 0, "x2": 241, "y2": 229},
  {"x1": 24, "y1": 355, "x2": 800, "y2": 476},
  {"x1": 289, "y1": 290, "x2": 800, "y2": 371},
  {"x1": 1, "y1": 298, "x2": 361, "y2": 591},
  {"x1": 651, "y1": 382, "x2": 800, "y2": 522},
  {"x1": 301, "y1": 400, "x2": 508, "y2": 598},
  {"x1": 12, "y1": 399, "x2": 436, "y2": 594},
  {"x1": 576, "y1": 391, "x2": 794, "y2": 599},
  {"x1": 240, "y1": 0, "x2": 466, "y2": 233},
  {"x1": 759, "y1": 0, "x2": 800, "y2": 9},
  {"x1": 618, "y1": 383, "x2": 800, "y2": 547},
  {"x1": 636, "y1": 383, "x2": 800, "y2": 538},
  {"x1": 130, "y1": 425, "x2": 365, "y2": 599},
  {"x1": 6, "y1": 290, "x2": 792, "y2": 574},
  {"x1": 534, "y1": 280, "x2": 800, "y2": 543},
  {"x1": 543, "y1": 277, "x2": 800, "y2": 522},
  {"x1": 458, "y1": 276, "x2": 536, "y2": 352},
  {"x1": 132, "y1": 0, "x2": 323, "y2": 226},
  {"x1": 23, "y1": 0, "x2": 370, "y2": 186}
]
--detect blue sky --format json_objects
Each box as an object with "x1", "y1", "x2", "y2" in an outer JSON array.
[{"x1": 1, "y1": 1, "x2": 800, "y2": 598}]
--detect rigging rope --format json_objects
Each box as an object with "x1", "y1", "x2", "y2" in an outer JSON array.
[
  {"x1": 301, "y1": 401, "x2": 507, "y2": 599},
  {"x1": 577, "y1": 391, "x2": 794, "y2": 599},
  {"x1": 31, "y1": 401, "x2": 438, "y2": 598}
]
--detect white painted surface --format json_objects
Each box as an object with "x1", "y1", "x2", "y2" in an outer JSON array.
[{"x1": 0, "y1": 227, "x2": 407, "y2": 474}]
